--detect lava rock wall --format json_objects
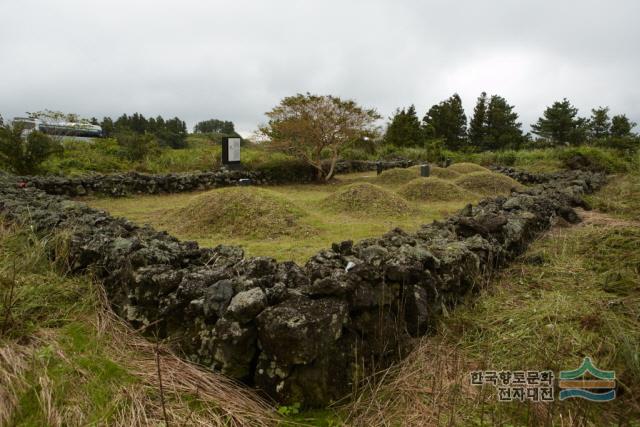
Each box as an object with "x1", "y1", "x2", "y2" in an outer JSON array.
[
  {"x1": 13, "y1": 159, "x2": 416, "y2": 198},
  {"x1": 0, "y1": 169, "x2": 604, "y2": 406}
]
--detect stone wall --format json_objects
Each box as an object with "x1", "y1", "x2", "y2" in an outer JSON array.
[
  {"x1": 13, "y1": 159, "x2": 415, "y2": 198},
  {"x1": 0, "y1": 169, "x2": 605, "y2": 407}
]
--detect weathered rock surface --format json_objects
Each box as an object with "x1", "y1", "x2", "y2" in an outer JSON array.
[{"x1": 0, "y1": 168, "x2": 606, "y2": 406}]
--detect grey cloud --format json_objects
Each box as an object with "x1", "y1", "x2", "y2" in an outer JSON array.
[{"x1": 1, "y1": 0, "x2": 638, "y2": 134}]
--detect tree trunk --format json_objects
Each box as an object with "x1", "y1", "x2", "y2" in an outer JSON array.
[{"x1": 325, "y1": 152, "x2": 338, "y2": 181}]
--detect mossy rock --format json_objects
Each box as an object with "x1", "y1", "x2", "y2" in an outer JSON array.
[
  {"x1": 447, "y1": 162, "x2": 490, "y2": 174},
  {"x1": 375, "y1": 168, "x2": 418, "y2": 185},
  {"x1": 324, "y1": 183, "x2": 412, "y2": 216},
  {"x1": 174, "y1": 187, "x2": 315, "y2": 239},
  {"x1": 399, "y1": 177, "x2": 476, "y2": 202},
  {"x1": 454, "y1": 171, "x2": 525, "y2": 196}
]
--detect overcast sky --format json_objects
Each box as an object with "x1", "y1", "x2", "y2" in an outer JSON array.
[{"x1": 1, "y1": 0, "x2": 638, "y2": 135}]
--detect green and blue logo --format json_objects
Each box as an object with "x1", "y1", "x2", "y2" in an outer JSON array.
[{"x1": 559, "y1": 357, "x2": 616, "y2": 402}]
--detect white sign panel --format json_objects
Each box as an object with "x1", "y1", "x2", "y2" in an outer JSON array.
[{"x1": 228, "y1": 137, "x2": 241, "y2": 162}]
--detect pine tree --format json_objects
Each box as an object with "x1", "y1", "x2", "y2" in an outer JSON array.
[
  {"x1": 422, "y1": 94, "x2": 467, "y2": 150},
  {"x1": 468, "y1": 92, "x2": 488, "y2": 147},
  {"x1": 483, "y1": 95, "x2": 523, "y2": 150},
  {"x1": 610, "y1": 114, "x2": 636, "y2": 137},
  {"x1": 531, "y1": 98, "x2": 587, "y2": 145},
  {"x1": 384, "y1": 105, "x2": 424, "y2": 147},
  {"x1": 589, "y1": 107, "x2": 611, "y2": 139}
]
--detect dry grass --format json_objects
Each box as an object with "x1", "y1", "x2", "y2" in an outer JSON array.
[
  {"x1": 398, "y1": 177, "x2": 477, "y2": 202},
  {"x1": 447, "y1": 162, "x2": 491, "y2": 174},
  {"x1": 454, "y1": 171, "x2": 525, "y2": 196},
  {"x1": 345, "y1": 338, "x2": 479, "y2": 427},
  {"x1": 93, "y1": 287, "x2": 279, "y2": 427},
  {"x1": 0, "y1": 344, "x2": 33, "y2": 425},
  {"x1": 375, "y1": 168, "x2": 419, "y2": 185},
  {"x1": 324, "y1": 183, "x2": 413, "y2": 217},
  {"x1": 0, "y1": 222, "x2": 279, "y2": 426}
]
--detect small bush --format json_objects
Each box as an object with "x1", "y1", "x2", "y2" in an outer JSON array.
[
  {"x1": 339, "y1": 147, "x2": 376, "y2": 161},
  {"x1": 0, "y1": 126, "x2": 62, "y2": 175},
  {"x1": 248, "y1": 155, "x2": 317, "y2": 183},
  {"x1": 116, "y1": 132, "x2": 160, "y2": 162}
]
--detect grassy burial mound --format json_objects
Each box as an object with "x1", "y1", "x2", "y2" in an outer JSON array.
[
  {"x1": 324, "y1": 182, "x2": 413, "y2": 216},
  {"x1": 375, "y1": 167, "x2": 418, "y2": 185},
  {"x1": 447, "y1": 162, "x2": 490, "y2": 174},
  {"x1": 174, "y1": 187, "x2": 314, "y2": 239},
  {"x1": 399, "y1": 177, "x2": 476, "y2": 202},
  {"x1": 454, "y1": 171, "x2": 525, "y2": 196},
  {"x1": 409, "y1": 165, "x2": 462, "y2": 180}
]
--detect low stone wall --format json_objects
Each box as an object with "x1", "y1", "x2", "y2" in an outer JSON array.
[
  {"x1": 14, "y1": 170, "x2": 272, "y2": 198},
  {"x1": 332, "y1": 158, "x2": 415, "y2": 174},
  {"x1": 13, "y1": 159, "x2": 415, "y2": 198},
  {"x1": 0, "y1": 169, "x2": 605, "y2": 407}
]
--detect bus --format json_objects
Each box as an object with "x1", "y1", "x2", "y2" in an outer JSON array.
[{"x1": 12, "y1": 117, "x2": 103, "y2": 138}]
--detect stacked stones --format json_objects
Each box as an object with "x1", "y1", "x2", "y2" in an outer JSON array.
[
  {"x1": 0, "y1": 169, "x2": 605, "y2": 406},
  {"x1": 13, "y1": 159, "x2": 416, "y2": 198},
  {"x1": 331, "y1": 159, "x2": 415, "y2": 174}
]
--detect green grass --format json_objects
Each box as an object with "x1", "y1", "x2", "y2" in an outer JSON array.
[
  {"x1": 25, "y1": 131, "x2": 639, "y2": 180},
  {"x1": 586, "y1": 174, "x2": 640, "y2": 221},
  {"x1": 39, "y1": 134, "x2": 302, "y2": 176},
  {"x1": 345, "y1": 178, "x2": 640, "y2": 426},
  {"x1": 85, "y1": 171, "x2": 479, "y2": 263},
  {"x1": 0, "y1": 222, "x2": 276, "y2": 426}
]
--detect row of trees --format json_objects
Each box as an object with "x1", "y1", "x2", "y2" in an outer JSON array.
[
  {"x1": 193, "y1": 118, "x2": 237, "y2": 135},
  {"x1": 99, "y1": 113, "x2": 188, "y2": 149},
  {"x1": 385, "y1": 94, "x2": 637, "y2": 151}
]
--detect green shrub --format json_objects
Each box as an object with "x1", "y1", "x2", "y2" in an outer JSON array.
[
  {"x1": 0, "y1": 126, "x2": 62, "y2": 175},
  {"x1": 558, "y1": 146, "x2": 629, "y2": 173},
  {"x1": 247, "y1": 156, "x2": 316, "y2": 182},
  {"x1": 115, "y1": 131, "x2": 160, "y2": 162},
  {"x1": 42, "y1": 138, "x2": 132, "y2": 175},
  {"x1": 339, "y1": 147, "x2": 376, "y2": 161},
  {"x1": 592, "y1": 136, "x2": 640, "y2": 152}
]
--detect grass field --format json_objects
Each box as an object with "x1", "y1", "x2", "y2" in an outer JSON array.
[
  {"x1": 5, "y1": 146, "x2": 640, "y2": 425},
  {"x1": 6, "y1": 171, "x2": 638, "y2": 426},
  {"x1": 0, "y1": 222, "x2": 278, "y2": 426},
  {"x1": 85, "y1": 170, "x2": 491, "y2": 263}
]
